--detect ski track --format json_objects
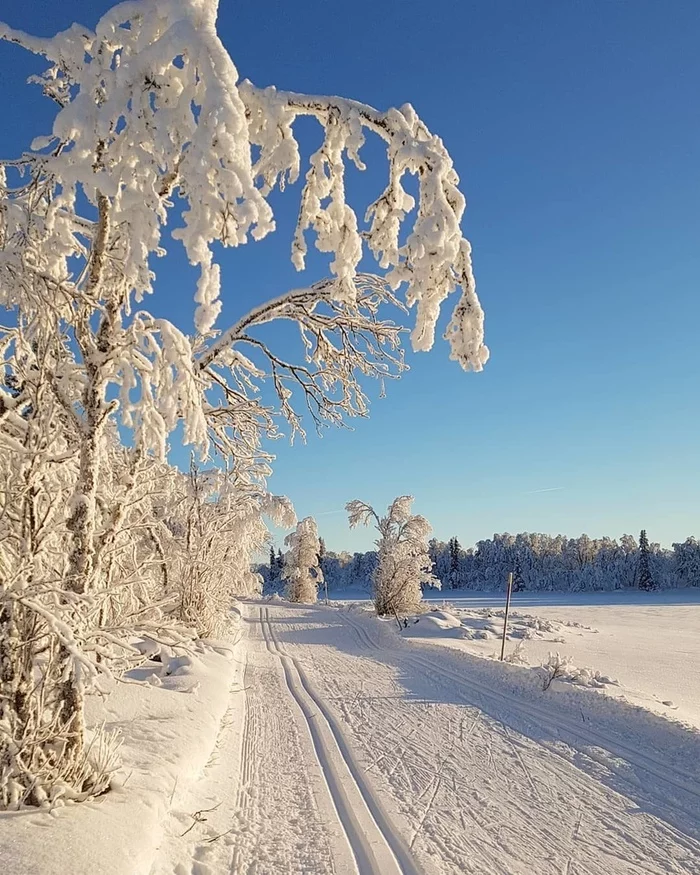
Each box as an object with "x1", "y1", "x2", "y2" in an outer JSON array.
[
  {"x1": 260, "y1": 606, "x2": 422, "y2": 875},
  {"x1": 151, "y1": 613, "x2": 340, "y2": 875},
  {"x1": 153, "y1": 601, "x2": 700, "y2": 875},
  {"x1": 343, "y1": 610, "x2": 700, "y2": 814},
  {"x1": 226, "y1": 613, "x2": 343, "y2": 875}
]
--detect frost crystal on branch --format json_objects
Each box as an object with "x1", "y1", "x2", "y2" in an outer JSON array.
[
  {"x1": 1, "y1": 0, "x2": 488, "y2": 378},
  {"x1": 242, "y1": 83, "x2": 489, "y2": 370}
]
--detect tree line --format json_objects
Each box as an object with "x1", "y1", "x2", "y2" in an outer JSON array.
[{"x1": 263, "y1": 529, "x2": 700, "y2": 593}]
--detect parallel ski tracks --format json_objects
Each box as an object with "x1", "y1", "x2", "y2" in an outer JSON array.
[{"x1": 258, "y1": 607, "x2": 423, "y2": 875}]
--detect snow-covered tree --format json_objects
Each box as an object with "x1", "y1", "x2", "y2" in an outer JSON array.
[
  {"x1": 512, "y1": 551, "x2": 525, "y2": 593},
  {"x1": 638, "y1": 529, "x2": 656, "y2": 591},
  {"x1": 311, "y1": 529, "x2": 689, "y2": 594},
  {"x1": 0, "y1": 0, "x2": 489, "y2": 628},
  {"x1": 448, "y1": 536, "x2": 462, "y2": 586},
  {"x1": 0, "y1": 0, "x2": 488, "y2": 808},
  {"x1": 672, "y1": 537, "x2": 700, "y2": 587},
  {"x1": 283, "y1": 517, "x2": 323, "y2": 604},
  {"x1": 162, "y1": 461, "x2": 294, "y2": 634},
  {"x1": 0, "y1": 0, "x2": 488, "y2": 476},
  {"x1": 346, "y1": 496, "x2": 439, "y2": 615}
]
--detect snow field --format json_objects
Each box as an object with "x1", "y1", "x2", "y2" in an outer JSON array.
[
  {"x1": 399, "y1": 590, "x2": 700, "y2": 730},
  {"x1": 322, "y1": 603, "x2": 700, "y2": 873}
]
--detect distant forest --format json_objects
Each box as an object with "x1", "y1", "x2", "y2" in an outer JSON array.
[{"x1": 261, "y1": 530, "x2": 700, "y2": 592}]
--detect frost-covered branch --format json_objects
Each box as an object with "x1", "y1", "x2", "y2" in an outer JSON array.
[{"x1": 203, "y1": 278, "x2": 406, "y2": 441}]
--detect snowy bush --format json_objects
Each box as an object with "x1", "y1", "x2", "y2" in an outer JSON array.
[
  {"x1": 540, "y1": 652, "x2": 576, "y2": 691},
  {"x1": 539, "y1": 651, "x2": 618, "y2": 691},
  {"x1": 155, "y1": 463, "x2": 297, "y2": 636},
  {"x1": 503, "y1": 641, "x2": 529, "y2": 666}
]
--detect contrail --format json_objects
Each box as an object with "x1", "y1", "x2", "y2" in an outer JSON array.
[
  {"x1": 314, "y1": 509, "x2": 347, "y2": 517},
  {"x1": 524, "y1": 486, "x2": 565, "y2": 495}
]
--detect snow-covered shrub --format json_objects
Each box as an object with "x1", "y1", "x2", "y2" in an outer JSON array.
[
  {"x1": 503, "y1": 641, "x2": 529, "y2": 666},
  {"x1": 346, "y1": 496, "x2": 440, "y2": 615},
  {"x1": 161, "y1": 464, "x2": 295, "y2": 636},
  {"x1": 539, "y1": 651, "x2": 618, "y2": 691},
  {"x1": 540, "y1": 652, "x2": 575, "y2": 691},
  {"x1": 283, "y1": 517, "x2": 323, "y2": 604}
]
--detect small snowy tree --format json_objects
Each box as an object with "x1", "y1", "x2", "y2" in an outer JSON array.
[
  {"x1": 448, "y1": 536, "x2": 463, "y2": 587},
  {"x1": 269, "y1": 546, "x2": 278, "y2": 578},
  {"x1": 512, "y1": 551, "x2": 525, "y2": 593},
  {"x1": 346, "y1": 496, "x2": 439, "y2": 615},
  {"x1": 155, "y1": 460, "x2": 295, "y2": 634},
  {"x1": 283, "y1": 517, "x2": 323, "y2": 604}
]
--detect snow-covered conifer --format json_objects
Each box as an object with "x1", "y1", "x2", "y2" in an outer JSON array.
[
  {"x1": 448, "y1": 536, "x2": 464, "y2": 587},
  {"x1": 512, "y1": 552, "x2": 525, "y2": 593},
  {"x1": 638, "y1": 529, "x2": 656, "y2": 592}
]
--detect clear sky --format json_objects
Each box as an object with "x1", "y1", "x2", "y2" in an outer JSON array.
[{"x1": 1, "y1": 1, "x2": 698, "y2": 552}]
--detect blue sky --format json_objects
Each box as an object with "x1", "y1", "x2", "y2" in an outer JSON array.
[{"x1": 1, "y1": 1, "x2": 698, "y2": 552}]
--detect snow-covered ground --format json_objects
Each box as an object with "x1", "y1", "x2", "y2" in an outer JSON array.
[
  {"x1": 240, "y1": 601, "x2": 700, "y2": 874},
  {"x1": 413, "y1": 590, "x2": 700, "y2": 731},
  {"x1": 4, "y1": 597, "x2": 700, "y2": 874},
  {"x1": 0, "y1": 626, "x2": 243, "y2": 875},
  {"x1": 327, "y1": 587, "x2": 700, "y2": 730}
]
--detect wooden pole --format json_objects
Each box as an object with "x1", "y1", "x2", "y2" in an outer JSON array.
[{"x1": 500, "y1": 572, "x2": 514, "y2": 661}]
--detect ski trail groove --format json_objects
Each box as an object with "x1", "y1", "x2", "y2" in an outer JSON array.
[
  {"x1": 341, "y1": 609, "x2": 700, "y2": 818},
  {"x1": 259, "y1": 607, "x2": 422, "y2": 875},
  {"x1": 229, "y1": 651, "x2": 251, "y2": 875}
]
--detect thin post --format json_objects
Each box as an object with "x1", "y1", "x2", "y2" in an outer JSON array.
[{"x1": 500, "y1": 571, "x2": 514, "y2": 661}]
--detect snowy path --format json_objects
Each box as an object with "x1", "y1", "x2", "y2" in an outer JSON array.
[
  {"x1": 260, "y1": 606, "x2": 420, "y2": 875},
  {"x1": 153, "y1": 601, "x2": 700, "y2": 874}
]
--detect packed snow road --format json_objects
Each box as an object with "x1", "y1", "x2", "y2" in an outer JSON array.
[{"x1": 154, "y1": 601, "x2": 700, "y2": 875}]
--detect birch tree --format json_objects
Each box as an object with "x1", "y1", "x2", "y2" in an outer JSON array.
[
  {"x1": 346, "y1": 496, "x2": 439, "y2": 615},
  {"x1": 283, "y1": 517, "x2": 323, "y2": 604},
  {"x1": 0, "y1": 0, "x2": 486, "y2": 806}
]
